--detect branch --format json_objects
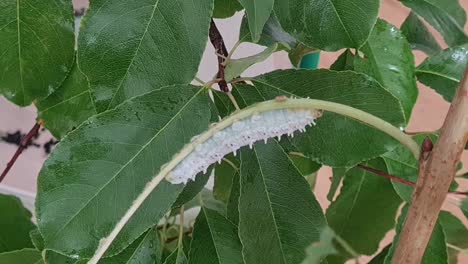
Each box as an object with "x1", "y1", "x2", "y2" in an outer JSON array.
[
  {"x1": 0, "y1": 122, "x2": 42, "y2": 183},
  {"x1": 392, "y1": 67, "x2": 468, "y2": 264},
  {"x1": 357, "y1": 164, "x2": 468, "y2": 196},
  {"x1": 209, "y1": 19, "x2": 229, "y2": 92}
]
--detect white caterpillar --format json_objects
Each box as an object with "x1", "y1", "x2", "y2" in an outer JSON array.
[{"x1": 167, "y1": 108, "x2": 320, "y2": 184}]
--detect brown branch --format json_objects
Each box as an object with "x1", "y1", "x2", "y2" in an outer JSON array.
[
  {"x1": 0, "y1": 122, "x2": 41, "y2": 183},
  {"x1": 357, "y1": 164, "x2": 468, "y2": 196},
  {"x1": 209, "y1": 19, "x2": 229, "y2": 92},
  {"x1": 392, "y1": 67, "x2": 468, "y2": 264}
]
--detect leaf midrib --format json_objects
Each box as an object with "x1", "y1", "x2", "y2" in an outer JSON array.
[
  {"x1": 47, "y1": 88, "x2": 204, "y2": 243},
  {"x1": 106, "y1": 0, "x2": 161, "y2": 110}
]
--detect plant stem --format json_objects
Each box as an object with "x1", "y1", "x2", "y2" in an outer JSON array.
[
  {"x1": 0, "y1": 122, "x2": 41, "y2": 183},
  {"x1": 209, "y1": 19, "x2": 229, "y2": 92},
  {"x1": 227, "y1": 92, "x2": 240, "y2": 111},
  {"x1": 88, "y1": 97, "x2": 419, "y2": 263},
  {"x1": 392, "y1": 67, "x2": 468, "y2": 264},
  {"x1": 178, "y1": 206, "x2": 184, "y2": 247}
]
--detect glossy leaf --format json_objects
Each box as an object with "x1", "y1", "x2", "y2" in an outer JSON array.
[
  {"x1": 301, "y1": 227, "x2": 339, "y2": 264},
  {"x1": 213, "y1": 0, "x2": 243, "y2": 18},
  {"x1": 238, "y1": 0, "x2": 275, "y2": 42},
  {"x1": 36, "y1": 85, "x2": 214, "y2": 258},
  {"x1": 416, "y1": 44, "x2": 468, "y2": 102},
  {"x1": 238, "y1": 141, "x2": 326, "y2": 264},
  {"x1": 0, "y1": 0, "x2": 75, "y2": 106},
  {"x1": 242, "y1": 70, "x2": 405, "y2": 167},
  {"x1": 326, "y1": 159, "x2": 402, "y2": 263},
  {"x1": 400, "y1": 0, "x2": 468, "y2": 46},
  {"x1": 0, "y1": 249, "x2": 43, "y2": 264},
  {"x1": 189, "y1": 207, "x2": 243, "y2": 264},
  {"x1": 384, "y1": 205, "x2": 448, "y2": 264},
  {"x1": 0, "y1": 194, "x2": 35, "y2": 253},
  {"x1": 214, "y1": 155, "x2": 239, "y2": 203},
  {"x1": 439, "y1": 211, "x2": 468, "y2": 263},
  {"x1": 274, "y1": 0, "x2": 380, "y2": 51},
  {"x1": 78, "y1": 0, "x2": 214, "y2": 112},
  {"x1": 37, "y1": 61, "x2": 96, "y2": 139},
  {"x1": 354, "y1": 20, "x2": 418, "y2": 121},
  {"x1": 240, "y1": 14, "x2": 298, "y2": 50},
  {"x1": 225, "y1": 43, "x2": 278, "y2": 81},
  {"x1": 401, "y1": 12, "x2": 441, "y2": 55}
]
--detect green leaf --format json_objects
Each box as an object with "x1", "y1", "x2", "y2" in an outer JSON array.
[
  {"x1": 189, "y1": 207, "x2": 243, "y2": 264},
  {"x1": 238, "y1": 141, "x2": 327, "y2": 263},
  {"x1": 36, "y1": 85, "x2": 214, "y2": 258},
  {"x1": 274, "y1": 0, "x2": 380, "y2": 51},
  {"x1": 238, "y1": 0, "x2": 274, "y2": 42},
  {"x1": 354, "y1": 20, "x2": 418, "y2": 121},
  {"x1": 400, "y1": 0, "x2": 468, "y2": 46},
  {"x1": 461, "y1": 198, "x2": 468, "y2": 220},
  {"x1": 164, "y1": 248, "x2": 187, "y2": 264},
  {"x1": 36, "y1": 60, "x2": 96, "y2": 139},
  {"x1": 327, "y1": 168, "x2": 348, "y2": 202},
  {"x1": 172, "y1": 189, "x2": 226, "y2": 216},
  {"x1": 330, "y1": 50, "x2": 355, "y2": 71},
  {"x1": 77, "y1": 0, "x2": 214, "y2": 112},
  {"x1": 0, "y1": 0, "x2": 75, "y2": 106},
  {"x1": 240, "y1": 14, "x2": 298, "y2": 50},
  {"x1": 384, "y1": 205, "x2": 448, "y2": 264},
  {"x1": 368, "y1": 245, "x2": 392, "y2": 264},
  {"x1": 213, "y1": 0, "x2": 243, "y2": 18},
  {"x1": 416, "y1": 44, "x2": 468, "y2": 102},
  {"x1": 301, "y1": 227, "x2": 339, "y2": 264},
  {"x1": 226, "y1": 171, "x2": 241, "y2": 225},
  {"x1": 214, "y1": 155, "x2": 239, "y2": 203},
  {"x1": 225, "y1": 43, "x2": 278, "y2": 82},
  {"x1": 289, "y1": 154, "x2": 321, "y2": 177},
  {"x1": 29, "y1": 229, "x2": 45, "y2": 252},
  {"x1": 0, "y1": 194, "x2": 35, "y2": 253},
  {"x1": 401, "y1": 12, "x2": 441, "y2": 55},
  {"x1": 0, "y1": 249, "x2": 43, "y2": 264},
  {"x1": 439, "y1": 211, "x2": 468, "y2": 263},
  {"x1": 99, "y1": 229, "x2": 162, "y2": 264},
  {"x1": 173, "y1": 171, "x2": 211, "y2": 209},
  {"x1": 325, "y1": 159, "x2": 402, "y2": 263},
  {"x1": 239, "y1": 69, "x2": 405, "y2": 167}
]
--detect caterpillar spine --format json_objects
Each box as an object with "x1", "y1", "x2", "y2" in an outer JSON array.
[{"x1": 167, "y1": 108, "x2": 320, "y2": 184}]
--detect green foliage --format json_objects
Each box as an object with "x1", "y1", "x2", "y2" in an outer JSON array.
[
  {"x1": 401, "y1": 12, "x2": 441, "y2": 55},
  {"x1": 0, "y1": 0, "x2": 467, "y2": 263},
  {"x1": 439, "y1": 211, "x2": 468, "y2": 263},
  {"x1": 274, "y1": 0, "x2": 380, "y2": 51},
  {"x1": 0, "y1": 0, "x2": 75, "y2": 106},
  {"x1": 238, "y1": 141, "x2": 326, "y2": 263},
  {"x1": 416, "y1": 44, "x2": 468, "y2": 102},
  {"x1": 0, "y1": 194, "x2": 35, "y2": 253},
  {"x1": 400, "y1": 0, "x2": 468, "y2": 46},
  {"x1": 354, "y1": 19, "x2": 418, "y2": 121},
  {"x1": 238, "y1": 0, "x2": 274, "y2": 42},
  {"x1": 326, "y1": 159, "x2": 402, "y2": 263}
]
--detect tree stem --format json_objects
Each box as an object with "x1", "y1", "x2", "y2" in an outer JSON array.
[{"x1": 392, "y1": 67, "x2": 468, "y2": 264}]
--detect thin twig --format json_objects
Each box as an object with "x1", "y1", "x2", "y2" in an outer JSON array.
[
  {"x1": 357, "y1": 164, "x2": 468, "y2": 196},
  {"x1": 0, "y1": 122, "x2": 41, "y2": 183},
  {"x1": 209, "y1": 19, "x2": 229, "y2": 92}
]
